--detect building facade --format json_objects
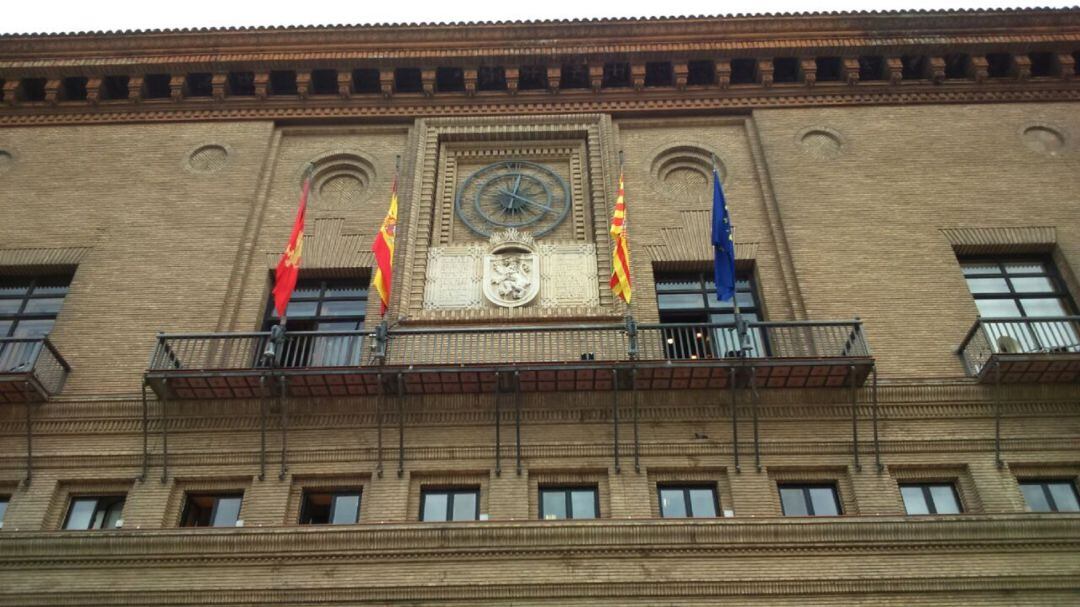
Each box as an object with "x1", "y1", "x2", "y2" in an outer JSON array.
[{"x1": 0, "y1": 8, "x2": 1079, "y2": 605}]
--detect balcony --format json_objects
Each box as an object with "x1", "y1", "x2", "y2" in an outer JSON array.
[
  {"x1": 143, "y1": 320, "x2": 873, "y2": 400},
  {"x1": 0, "y1": 336, "x2": 71, "y2": 402},
  {"x1": 958, "y1": 316, "x2": 1080, "y2": 383}
]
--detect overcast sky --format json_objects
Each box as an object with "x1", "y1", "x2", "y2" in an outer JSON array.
[{"x1": 2, "y1": 1, "x2": 1076, "y2": 34}]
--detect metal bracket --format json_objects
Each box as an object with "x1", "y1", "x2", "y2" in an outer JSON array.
[
  {"x1": 730, "y1": 366, "x2": 740, "y2": 473},
  {"x1": 994, "y1": 359, "x2": 1004, "y2": 469},
  {"x1": 160, "y1": 378, "x2": 169, "y2": 483},
  {"x1": 259, "y1": 375, "x2": 268, "y2": 481},
  {"x1": 139, "y1": 381, "x2": 149, "y2": 482},
  {"x1": 278, "y1": 374, "x2": 288, "y2": 480},
  {"x1": 749, "y1": 364, "x2": 761, "y2": 472},
  {"x1": 630, "y1": 368, "x2": 640, "y2": 474},
  {"x1": 871, "y1": 366, "x2": 882, "y2": 473},
  {"x1": 22, "y1": 382, "x2": 33, "y2": 485},
  {"x1": 850, "y1": 364, "x2": 861, "y2": 472},
  {"x1": 396, "y1": 372, "x2": 405, "y2": 478},
  {"x1": 494, "y1": 372, "x2": 502, "y2": 477},
  {"x1": 612, "y1": 368, "x2": 621, "y2": 474},
  {"x1": 376, "y1": 373, "x2": 384, "y2": 479},
  {"x1": 514, "y1": 370, "x2": 522, "y2": 476}
]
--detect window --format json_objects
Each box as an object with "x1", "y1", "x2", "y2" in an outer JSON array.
[
  {"x1": 900, "y1": 483, "x2": 962, "y2": 515},
  {"x1": 655, "y1": 270, "x2": 764, "y2": 358},
  {"x1": 0, "y1": 495, "x2": 8, "y2": 526},
  {"x1": 778, "y1": 484, "x2": 841, "y2": 516},
  {"x1": 264, "y1": 278, "x2": 368, "y2": 367},
  {"x1": 180, "y1": 493, "x2": 243, "y2": 527},
  {"x1": 63, "y1": 495, "x2": 125, "y2": 530},
  {"x1": 420, "y1": 488, "x2": 479, "y2": 522},
  {"x1": 0, "y1": 275, "x2": 71, "y2": 372},
  {"x1": 1019, "y1": 480, "x2": 1080, "y2": 513},
  {"x1": 539, "y1": 486, "x2": 598, "y2": 520},
  {"x1": 960, "y1": 257, "x2": 1079, "y2": 354},
  {"x1": 658, "y1": 485, "x2": 718, "y2": 518},
  {"x1": 300, "y1": 490, "x2": 361, "y2": 525}
]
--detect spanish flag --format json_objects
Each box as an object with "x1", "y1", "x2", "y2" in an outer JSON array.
[
  {"x1": 609, "y1": 168, "x2": 632, "y2": 304},
  {"x1": 272, "y1": 171, "x2": 311, "y2": 318},
  {"x1": 371, "y1": 173, "x2": 398, "y2": 314}
]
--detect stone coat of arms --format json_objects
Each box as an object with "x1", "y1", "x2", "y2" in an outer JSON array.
[{"x1": 482, "y1": 229, "x2": 540, "y2": 308}]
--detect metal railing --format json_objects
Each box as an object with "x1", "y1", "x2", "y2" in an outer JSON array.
[
  {"x1": 0, "y1": 336, "x2": 71, "y2": 396},
  {"x1": 148, "y1": 331, "x2": 369, "y2": 372},
  {"x1": 146, "y1": 320, "x2": 869, "y2": 373},
  {"x1": 958, "y1": 316, "x2": 1080, "y2": 376}
]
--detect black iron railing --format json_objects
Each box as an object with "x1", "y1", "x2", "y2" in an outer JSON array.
[
  {"x1": 146, "y1": 320, "x2": 869, "y2": 373},
  {"x1": 0, "y1": 336, "x2": 71, "y2": 397},
  {"x1": 958, "y1": 316, "x2": 1080, "y2": 375}
]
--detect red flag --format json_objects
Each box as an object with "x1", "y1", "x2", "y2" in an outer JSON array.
[
  {"x1": 272, "y1": 174, "x2": 311, "y2": 319},
  {"x1": 371, "y1": 174, "x2": 398, "y2": 314},
  {"x1": 609, "y1": 168, "x2": 632, "y2": 304}
]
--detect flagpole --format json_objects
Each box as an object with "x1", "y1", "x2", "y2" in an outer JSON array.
[{"x1": 712, "y1": 154, "x2": 750, "y2": 357}]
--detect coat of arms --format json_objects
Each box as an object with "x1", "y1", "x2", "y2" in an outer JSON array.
[{"x1": 482, "y1": 229, "x2": 540, "y2": 308}]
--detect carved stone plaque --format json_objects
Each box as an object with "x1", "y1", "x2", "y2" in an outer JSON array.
[
  {"x1": 540, "y1": 243, "x2": 600, "y2": 308},
  {"x1": 423, "y1": 246, "x2": 484, "y2": 310}
]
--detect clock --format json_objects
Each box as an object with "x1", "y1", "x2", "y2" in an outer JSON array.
[{"x1": 455, "y1": 160, "x2": 571, "y2": 238}]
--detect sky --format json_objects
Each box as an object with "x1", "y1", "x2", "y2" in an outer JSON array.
[{"x1": 1, "y1": 0, "x2": 1076, "y2": 34}]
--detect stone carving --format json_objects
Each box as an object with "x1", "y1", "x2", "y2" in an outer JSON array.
[
  {"x1": 483, "y1": 229, "x2": 540, "y2": 308},
  {"x1": 424, "y1": 246, "x2": 485, "y2": 310},
  {"x1": 539, "y1": 243, "x2": 600, "y2": 308}
]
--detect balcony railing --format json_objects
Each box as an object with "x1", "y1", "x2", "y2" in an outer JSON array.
[
  {"x1": 0, "y1": 336, "x2": 71, "y2": 401},
  {"x1": 958, "y1": 316, "x2": 1080, "y2": 382},
  {"x1": 144, "y1": 319, "x2": 871, "y2": 398}
]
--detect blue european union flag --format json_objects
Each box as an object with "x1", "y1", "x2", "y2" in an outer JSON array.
[{"x1": 711, "y1": 168, "x2": 736, "y2": 302}]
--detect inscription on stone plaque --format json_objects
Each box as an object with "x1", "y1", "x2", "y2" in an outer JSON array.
[{"x1": 423, "y1": 247, "x2": 484, "y2": 310}]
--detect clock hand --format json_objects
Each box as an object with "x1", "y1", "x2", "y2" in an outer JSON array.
[{"x1": 497, "y1": 189, "x2": 555, "y2": 213}]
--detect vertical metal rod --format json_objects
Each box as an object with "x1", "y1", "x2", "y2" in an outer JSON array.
[
  {"x1": 376, "y1": 374, "x2": 384, "y2": 479},
  {"x1": 396, "y1": 373, "x2": 405, "y2": 478},
  {"x1": 850, "y1": 364, "x2": 861, "y2": 472},
  {"x1": 279, "y1": 375, "x2": 288, "y2": 480},
  {"x1": 514, "y1": 370, "x2": 522, "y2": 476},
  {"x1": 160, "y1": 378, "x2": 169, "y2": 483},
  {"x1": 750, "y1": 365, "x2": 761, "y2": 472},
  {"x1": 994, "y1": 359, "x2": 1003, "y2": 469},
  {"x1": 631, "y1": 368, "x2": 640, "y2": 474},
  {"x1": 23, "y1": 382, "x2": 32, "y2": 484},
  {"x1": 612, "y1": 368, "x2": 621, "y2": 474},
  {"x1": 140, "y1": 382, "x2": 149, "y2": 482},
  {"x1": 494, "y1": 372, "x2": 502, "y2": 477},
  {"x1": 730, "y1": 366, "x2": 740, "y2": 473},
  {"x1": 872, "y1": 366, "x2": 882, "y2": 473},
  {"x1": 258, "y1": 375, "x2": 267, "y2": 481}
]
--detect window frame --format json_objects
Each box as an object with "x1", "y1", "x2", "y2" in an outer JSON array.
[
  {"x1": 1019, "y1": 479, "x2": 1080, "y2": 513},
  {"x1": 62, "y1": 494, "x2": 126, "y2": 530},
  {"x1": 657, "y1": 484, "x2": 720, "y2": 518},
  {"x1": 179, "y1": 492, "x2": 244, "y2": 528},
  {"x1": 418, "y1": 487, "x2": 481, "y2": 522},
  {"x1": 538, "y1": 485, "x2": 600, "y2": 520},
  {"x1": 0, "y1": 274, "x2": 72, "y2": 346},
  {"x1": 654, "y1": 269, "x2": 766, "y2": 359},
  {"x1": 959, "y1": 256, "x2": 1077, "y2": 318},
  {"x1": 263, "y1": 277, "x2": 369, "y2": 332},
  {"x1": 899, "y1": 482, "x2": 963, "y2": 515},
  {"x1": 777, "y1": 483, "x2": 843, "y2": 516},
  {"x1": 298, "y1": 489, "x2": 362, "y2": 525}
]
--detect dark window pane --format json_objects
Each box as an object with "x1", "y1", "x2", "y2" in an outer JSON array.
[
  {"x1": 23, "y1": 298, "x2": 64, "y2": 314},
  {"x1": 688, "y1": 488, "x2": 718, "y2": 517},
  {"x1": 1020, "y1": 483, "x2": 1051, "y2": 512},
  {"x1": 422, "y1": 492, "x2": 448, "y2": 521},
  {"x1": 0, "y1": 300, "x2": 21, "y2": 314},
  {"x1": 656, "y1": 278, "x2": 701, "y2": 291},
  {"x1": 1010, "y1": 276, "x2": 1055, "y2": 293},
  {"x1": 570, "y1": 489, "x2": 596, "y2": 519},
  {"x1": 961, "y1": 262, "x2": 999, "y2": 276},
  {"x1": 975, "y1": 299, "x2": 1021, "y2": 318},
  {"x1": 929, "y1": 485, "x2": 961, "y2": 514},
  {"x1": 451, "y1": 492, "x2": 477, "y2": 521},
  {"x1": 901, "y1": 486, "x2": 929, "y2": 515},
  {"x1": 658, "y1": 293, "x2": 705, "y2": 310},
  {"x1": 331, "y1": 494, "x2": 361, "y2": 524},
  {"x1": 13, "y1": 319, "x2": 54, "y2": 337},
  {"x1": 965, "y1": 277, "x2": 1009, "y2": 294},
  {"x1": 64, "y1": 498, "x2": 97, "y2": 530},
  {"x1": 1020, "y1": 298, "x2": 1068, "y2": 317},
  {"x1": 0, "y1": 498, "x2": 7, "y2": 522},
  {"x1": 284, "y1": 301, "x2": 318, "y2": 317},
  {"x1": 320, "y1": 300, "x2": 364, "y2": 317},
  {"x1": 541, "y1": 490, "x2": 567, "y2": 520},
  {"x1": 1004, "y1": 261, "x2": 1047, "y2": 275},
  {"x1": 808, "y1": 487, "x2": 839, "y2": 515},
  {"x1": 659, "y1": 488, "x2": 687, "y2": 518},
  {"x1": 212, "y1": 496, "x2": 242, "y2": 527},
  {"x1": 301, "y1": 492, "x2": 332, "y2": 524},
  {"x1": 1048, "y1": 483, "x2": 1080, "y2": 512},
  {"x1": 779, "y1": 488, "x2": 808, "y2": 516}
]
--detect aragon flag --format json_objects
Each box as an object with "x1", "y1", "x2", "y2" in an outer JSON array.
[
  {"x1": 608, "y1": 167, "x2": 632, "y2": 304},
  {"x1": 271, "y1": 170, "x2": 311, "y2": 319},
  {"x1": 372, "y1": 173, "x2": 398, "y2": 314}
]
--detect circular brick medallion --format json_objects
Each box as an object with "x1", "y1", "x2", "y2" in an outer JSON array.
[
  {"x1": 0, "y1": 150, "x2": 12, "y2": 174},
  {"x1": 1021, "y1": 125, "x2": 1066, "y2": 156},
  {"x1": 650, "y1": 145, "x2": 724, "y2": 203},
  {"x1": 188, "y1": 144, "x2": 229, "y2": 173},
  {"x1": 309, "y1": 152, "x2": 377, "y2": 209},
  {"x1": 797, "y1": 128, "x2": 844, "y2": 159}
]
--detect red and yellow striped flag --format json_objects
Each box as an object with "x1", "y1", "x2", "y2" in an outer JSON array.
[
  {"x1": 371, "y1": 174, "x2": 398, "y2": 314},
  {"x1": 609, "y1": 168, "x2": 632, "y2": 304}
]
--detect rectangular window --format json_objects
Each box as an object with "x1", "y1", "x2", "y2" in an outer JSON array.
[
  {"x1": 778, "y1": 484, "x2": 841, "y2": 516},
  {"x1": 655, "y1": 270, "x2": 764, "y2": 359},
  {"x1": 0, "y1": 496, "x2": 8, "y2": 525},
  {"x1": 900, "y1": 483, "x2": 962, "y2": 515},
  {"x1": 539, "y1": 486, "x2": 598, "y2": 520},
  {"x1": 0, "y1": 275, "x2": 71, "y2": 371},
  {"x1": 180, "y1": 493, "x2": 243, "y2": 527},
  {"x1": 1019, "y1": 480, "x2": 1080, "y2": 512},
  {"x1": 63, "y1": 495, "x2": 126, "y2": 530},
  {"x1": 959, "y1": 257, "x2": 1079, "y2": 354},
  {"x1": 420, "y1": 488, "x2": 479, "y2": 522},
  {"x1": 658, "y1": 485, "x2": 719, "y2": 518},
  {"x1": 299, "y1": 490, "x2": 361, "y2": 525},
  {"x1": 264, "y1": 278, "x2": 368, "y2": 367}
]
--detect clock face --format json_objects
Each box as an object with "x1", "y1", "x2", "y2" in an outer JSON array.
[{"x1": 455, "y1": 160, "x2": 571, "y2": 238}]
